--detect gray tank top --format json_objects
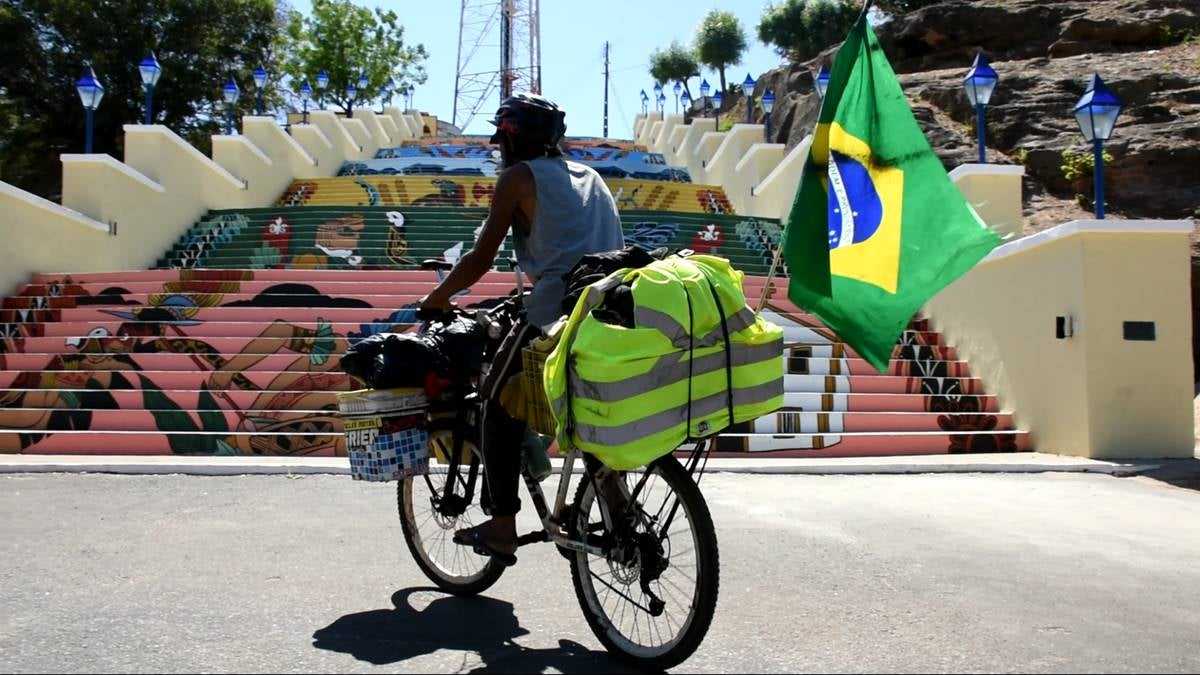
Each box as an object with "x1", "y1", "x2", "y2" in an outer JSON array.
[{"x1": 514, "y1": 156, "x2": 625, "y2": 327}]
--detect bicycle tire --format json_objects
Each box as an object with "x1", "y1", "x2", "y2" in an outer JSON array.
[
  {"x1": 397, "y1": 428, "x2": 505, "y2": 596},
  {"x1": 568, "y1": 454, "x2": 720, "y2": 670}
]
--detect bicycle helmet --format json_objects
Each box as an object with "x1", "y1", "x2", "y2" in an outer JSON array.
[{"x1": 488, "y1": 92, "x2": 567, "y2": 154}]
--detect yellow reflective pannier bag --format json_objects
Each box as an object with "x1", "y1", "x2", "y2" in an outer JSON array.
[{"x1": 543, "y1": 254, "x2": 784, "y2": 470}]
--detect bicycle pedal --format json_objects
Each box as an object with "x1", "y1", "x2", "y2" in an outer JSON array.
[{"x1": 516, "y1": 530, "x2": 549, "y2": 547}]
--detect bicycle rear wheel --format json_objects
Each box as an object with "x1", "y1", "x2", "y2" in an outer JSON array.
[
  {"x1": 568, "y1": 454, "x2": 719, "y2": 670},
  {"x1": 397, "y1": 431, "x2": 504, "y2": 595}
]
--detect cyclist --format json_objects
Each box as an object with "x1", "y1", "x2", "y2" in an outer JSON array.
[{"x1": 419, "y1": 93, "x2": 625, "y2": 565}]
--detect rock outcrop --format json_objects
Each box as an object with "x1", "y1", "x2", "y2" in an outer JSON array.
[{"x1": 726, "y1": 0, "x2": 1200, "y2": 234}]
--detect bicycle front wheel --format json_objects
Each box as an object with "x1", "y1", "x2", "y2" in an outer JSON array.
[
  {"x1": 397, "y1": 438, "x2": 504, "y2": 595},
  {"x1": 568, "y1": 454, "x2": 720, "y2": 670}
]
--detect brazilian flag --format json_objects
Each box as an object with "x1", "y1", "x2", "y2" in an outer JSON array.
[{"x1": 781, "y1": 12, "x2": 1003, "y2": 373}]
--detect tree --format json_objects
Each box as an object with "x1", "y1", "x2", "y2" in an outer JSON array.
[
  {"x1": 757, "y1": 0, "x2": 860, "y2": 63},
  {"x1": 694, "y1": 10, "x2": 748, "y2": 95},
  {"x1": 648, "y1": 41, "x2": 701, "y2": 103},
  {"x1": 278, "y1": 0, "x2": 427, "y2": 114},
  {"x1": 0, "y1": 0, "x2": 282, "y2": 199}
]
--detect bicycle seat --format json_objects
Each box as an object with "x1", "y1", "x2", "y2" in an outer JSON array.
[{"x1": 421, "y1": 259, "x2": 454, "y2": 272}]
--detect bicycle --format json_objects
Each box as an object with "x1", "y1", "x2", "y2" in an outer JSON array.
[{"x1": 396, "y1": 260, "x2": 720, "y2": 670}]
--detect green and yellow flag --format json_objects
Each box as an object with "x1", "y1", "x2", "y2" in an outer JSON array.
[{"x1": 781, "y1": 12, "x2": 1002, "y2": 372}]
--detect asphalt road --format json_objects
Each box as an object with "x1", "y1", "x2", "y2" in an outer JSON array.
[{"x1": 1, "y1": 471, "x2": 1199, "y2": 673}]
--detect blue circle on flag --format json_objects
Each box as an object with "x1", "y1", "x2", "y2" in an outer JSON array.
[{"x1": 827, "y1": 150, "x2": 884, "y2": 249}]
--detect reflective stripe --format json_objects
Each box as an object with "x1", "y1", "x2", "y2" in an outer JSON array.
[
  {"x1": 632, "y1": 305, "x2": 757, "y2": 350},
  {"x1": 568, "y1": 338, "x2": 783, "y2": 402},
  {"x1": 569, "y1": 377, "x2": 784, "y2": 447}
]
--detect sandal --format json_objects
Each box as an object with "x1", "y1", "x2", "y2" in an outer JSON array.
[{"x1": 452, "y1": 527, "x2": 518, "y2": 567}]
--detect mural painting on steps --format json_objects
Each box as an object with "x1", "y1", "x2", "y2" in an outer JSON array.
[
  {"x1": 0, "y1": 269, "x2": 1025, "y2": 457},
  {"x1": 159, "y1": 211, "x2": 779, "y2": 275},
  {"x1": 276, "y1": 176, "x2": 735, "y2": 215},
  {"x1": 0, "y1": 271, "x2": 529, "y2": 456}
]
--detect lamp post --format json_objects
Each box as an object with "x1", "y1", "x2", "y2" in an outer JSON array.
[
  {"x1": 222, "y1": 78, "x2": 239, "y2": 135},
  {"x1": 673, "y1": 81, "x2": 681, "y2": 114},
  {"x1": 252, "y1": 65, "x2": 268, "y2": 115},
  {"x1": 742, "y1": 73, "x2": 755, "y2": 123},
  {"x1": 299, "y1": 81, "x2": 312, "y2": 124},
  {"x1": 138, "y1": 52, "x2": 162, "y2": 125},
  {"x1": 346, "y1": 83, "x2": 356, "y2": 116},
  {"x1": 640, "y1": 89, "x2": 648, "y2": 114},
  {"x1": 357, "y1": 72, "x2": 369, "y2": 113},
  {"x1": 680, "y1": 89, "x2": 691, "y2": 116},
  {"x1": 1073, "y1": 73, "x2": 1123, "y2": 220},
  {"x1": 405, "y1": 84, "x2": 414, "y2": 111},
  {"x1": 316, "y1": 71, "x2": 329, "y2": 109},
  {"x1": 653, "y1": 82, "x2": 663, "y2": 111},
  {"x1": 700, "y1": 79, "x2": 710, "y2": 114},
  {"x1": 761, "y1": 90, "x2": 775, "y2": 141},
  {"x1": 657, "y1": 92, "x2": 666, "y2": 112},
  {"x1": 712, "y1": 90, "x2": 723, "y2": 129},
  {"x1": 963, "y1": 52, "x2": 999, "y2": 164},
  {"x1": 76, "y1": 66, "x2": 104, "y2": 153},
  {"x1": 815, "y1": 64, "x2": 830, "y2": 100}
]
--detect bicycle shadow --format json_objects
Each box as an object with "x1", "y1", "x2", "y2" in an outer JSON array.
[{"x1": 312, "y1": 586, "x2": 649, "y2": 673}]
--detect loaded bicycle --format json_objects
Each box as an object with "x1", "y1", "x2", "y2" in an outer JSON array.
[{"x1": 394, "y1": 259, "x2": 721, "y2": 671}]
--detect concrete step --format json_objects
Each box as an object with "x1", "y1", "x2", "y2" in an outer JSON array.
[
  {"x1": 0, "y1": 369, "x2": 987, "y2": 394},
  {"x1": 0, "y1": 409, "x2": 1015, "y2": 434},
  {"x1": 0, "y1": 429, "x2": 1030, "y2": 457},
  {"x1": 1, "y1": 351, "x2": 972, "y2": 377},
  {"x1": 0, "y1": 389, "x2": 1000, "y2": 413}
]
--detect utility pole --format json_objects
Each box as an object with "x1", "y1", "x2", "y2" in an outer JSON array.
[{"x1": 602, "y1": 41, "x2": 610, "y2": 138}]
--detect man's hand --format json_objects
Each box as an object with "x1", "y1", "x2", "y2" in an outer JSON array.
[{"x1": 418, "y1": 292, "x2": 457, "y2": 322}]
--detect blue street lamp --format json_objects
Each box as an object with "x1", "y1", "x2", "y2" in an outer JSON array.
[
  {"x1": 222, "y1": 78, "x2": 239, "y2": 135},
  {"x1": 299, "y1": 81, "x2": 312, "y2": 124},
  {"x1": 742, "y1": 73, "x2": 755, "y2": 123},
  {"x1": 252, "y1": 65, "x2": 268, "y2": 115},
  {"x1": 673, "y1": 81, "x2": 681, "y2": 113},
  {"x1": 346, "y1": 83, "x2": 357, "y2": 116},
  {"x1": 815, "y1": 64, "x2": 831, "y2": 100},
  {"x1": 138, "y1": 52, "x2": 162, "y2": 125},
  {"x1": 1073, "y1": 73, "x2": 1123, "y2": 220},
  {"x1": 357, "y1": 72, "x2": 369, "y2": 112},
  {"x1": 680, "y1": 89, "x2": 691, "y2": 115},
  {"x1": 405, "y1": 84, "x2": 414, "y2": 110},
  {"x1": 653, "y1": 82, "x2": 663, "y2": 111},
  {"x1": 640, "y1": 89, "x2": 648, "y2": 114},
  {"x1": 76, "y1": 66, "x2": 104, "y2": 153},
  {"x1": 761, "y1": 90, "x2": 775, "y2": 141},
  {"x1": 384, "y1": 76, "x2": 396, "y2": 110},
  {"x1": 963, "y1": 53, "x2": 999, "y2": 164},
  {"x1": 712, "y1": 90, "x2": 723, "y2": 128},
  {"x1": 316, "y1": 71, "x2": 329, "y2": 109},
  {"x1": 657, "y1": 92, "x2": 666, "y2": 112}
]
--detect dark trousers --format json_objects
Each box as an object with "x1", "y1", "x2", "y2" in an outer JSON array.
[{"x1": 480, "y1": 319, "x2": 538, "y2": 517}]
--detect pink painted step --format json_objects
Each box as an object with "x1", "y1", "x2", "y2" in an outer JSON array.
[
  {"x1": 2, "y1": 351, "x2": 975, "y2": 378},
  {"x1": 0, "y1": 430, "x2": 344, "y2": 456},
  {"x1": 0, "y1": 409, "x2": 1014, "y2": 434},
  {"x1": 713, "y1": 430, "x2": 1030, "y2": 455},
  {"x1": 0, "y1": 369, "x2": 986, "y2": 395},
  {"x1": 2, "y1": 389, "x2": 1001, "y2": 414}
]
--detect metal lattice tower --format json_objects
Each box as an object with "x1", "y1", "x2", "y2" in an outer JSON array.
[{"x1": 453, "y1": 0, "x2": 541, "y2": 132}]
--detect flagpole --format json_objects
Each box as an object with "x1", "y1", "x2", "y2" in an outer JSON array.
[
  {"x1": 755, "y1": 244, "x2": 783, "y2": 314},
  {"x1": 755, "y1": 0, "x2": 873, "y2": 317}
]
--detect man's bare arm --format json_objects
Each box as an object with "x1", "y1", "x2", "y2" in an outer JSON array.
[{"x1": 422, "y1": 165, "x2": 532, "y2": 308}]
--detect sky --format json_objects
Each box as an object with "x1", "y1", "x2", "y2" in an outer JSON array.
[{"x1": 287, "y1": 0, "x2": 792, "y2": 140}]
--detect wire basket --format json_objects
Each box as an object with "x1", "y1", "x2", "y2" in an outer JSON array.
[{"x1": 521, "y1": 346, "x2": 557, "y2": 436}]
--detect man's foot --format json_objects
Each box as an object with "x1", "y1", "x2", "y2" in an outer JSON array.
[{"x1": 453, "y1": 518, "x2": 518, "y2": 567}]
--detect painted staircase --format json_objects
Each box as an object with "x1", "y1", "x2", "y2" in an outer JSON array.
[{"x1": 0, "y1": 150, "x2": 1030, "y2": 457}]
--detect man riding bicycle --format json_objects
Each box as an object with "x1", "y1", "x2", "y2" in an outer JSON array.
[{"x1": 418, "y1": 93, "x2": 625, "y2": 565}]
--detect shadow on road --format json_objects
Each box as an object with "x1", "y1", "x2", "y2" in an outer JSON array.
[{"x1": 312, "y1": 586, "x2": 645, "y2": 673}]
